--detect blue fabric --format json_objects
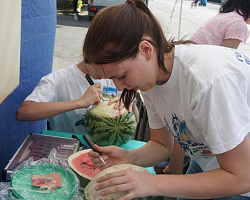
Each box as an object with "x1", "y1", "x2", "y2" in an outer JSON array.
[
  {"x1": 201, "y1": 0, "x2": 207, "y2": 5},
  {"x1": 177, "y1": 161, "x2": 250, "y2": 200},
  {"x1": 0, "y1": 0, "x2": 56, "y2": 180}
]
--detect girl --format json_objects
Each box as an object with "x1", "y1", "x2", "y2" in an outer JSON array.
[{"x1": 83, "y1": 0, "x2": 250, "y2": 199}]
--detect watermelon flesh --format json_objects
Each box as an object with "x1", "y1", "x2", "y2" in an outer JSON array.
[
  {"x1": 68, "y1": 152, "x2": 165, "y2": 200},
  {"x1": 84, "y1": 101, "x2": 137, "y2": 147},
  {"x1": 70, "y1": 153, "x2": 100, "y2": 178},
  {"x1": 68, "y1": 149, "x2": 101, "y2": 186}
]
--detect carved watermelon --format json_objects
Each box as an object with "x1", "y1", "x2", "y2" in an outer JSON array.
[
  {"x1": 84, "y1": 100, "x2": 137, "y2": 146},
  {"x1": 68, "y1": 151, "x2": 164, "y2": 200},
  {"x1": 68, "y1": 149, "x2": 101, "y2": 187},
  {"x1": 84, "y1": 164, "x2": 165, "y2": 200}
]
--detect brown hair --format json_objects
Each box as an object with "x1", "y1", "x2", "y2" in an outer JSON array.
[
  {"x1": 83, "y1": 0, "x2": 192, "y2": 109},
  {"x1": 220, "y1": 0, "x2": 250, "y2": 21}
]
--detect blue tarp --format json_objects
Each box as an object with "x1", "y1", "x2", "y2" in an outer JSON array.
[{"x1": 0, "y1": 0, "x2": 56, "y2": 180}]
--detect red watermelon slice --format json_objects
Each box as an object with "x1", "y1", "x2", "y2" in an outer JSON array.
[{"x1": 68, "y1": 149, "x2": 101, "y2": 186}]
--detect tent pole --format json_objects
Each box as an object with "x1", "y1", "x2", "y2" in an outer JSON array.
[{"x1": 178, "y1": 0, "x2": 183, "y2": 40}]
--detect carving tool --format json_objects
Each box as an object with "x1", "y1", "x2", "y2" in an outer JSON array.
[{"x1": 82, "y1": 134, "x2": 107, "y2": 165}]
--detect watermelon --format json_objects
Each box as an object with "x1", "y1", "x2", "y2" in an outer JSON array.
[
  {"x1": 84, "y1": 100, "x2": 137, "y2": 146},
  {"x1": 68, "y1": 149, "x2": 101, "y2": 187},
  {"x1": 84, "y1": 164, "x2": 164, "y2": 200},
  {"x1": 68, "y1": 151, "x2": 164, "y2": 200}
]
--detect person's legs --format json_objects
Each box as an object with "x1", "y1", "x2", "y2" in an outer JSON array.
[
  {"x1": 73, "y1": 0, "x2": 78, "y2": 13},
  {"x1": 73, "y1": 0, "x2": 79, "y2": 21}
]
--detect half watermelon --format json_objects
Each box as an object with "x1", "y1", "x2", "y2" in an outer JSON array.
[{"x1": 68, "y1": 149, "x2": 100, "y2": 187}]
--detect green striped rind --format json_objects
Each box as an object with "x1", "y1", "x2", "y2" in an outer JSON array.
[{"x1": 84, "y1": 111, "x2": 137, "y2": 146}]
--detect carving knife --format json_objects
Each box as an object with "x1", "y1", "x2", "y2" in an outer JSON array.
[
  {"x1": 83, "y1": 134, "x2": 107, "y2": 165},
  {"x1": 85, "y1": 74, "x2": 95, "y2": 85},
  {"x1": 85, "y1": 74, "x2": 104, "y2": 101}
]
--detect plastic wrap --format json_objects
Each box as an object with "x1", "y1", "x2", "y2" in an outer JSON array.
[{"x1": 0, "y1": 149, "x2": 84, "y2": 200}]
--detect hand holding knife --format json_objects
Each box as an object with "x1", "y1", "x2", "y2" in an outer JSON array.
[
  {"x1": 83, "y1": 134, "x2": 107, "y2": 166},
  {"x1": 85, "y1": 74, "x2": 104, "y2": 101}
]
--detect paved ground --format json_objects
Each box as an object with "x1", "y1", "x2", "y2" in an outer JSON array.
[{"x1": 53, "y1": 0, "x2": 250, "y2": 72}]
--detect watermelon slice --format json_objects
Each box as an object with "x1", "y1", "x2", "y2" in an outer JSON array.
[
  {"x1": 69, "y1": 151, "x2": 165, "y2": 200},
  {"x1": 68, "y1": 149, "x2": 101, "y2": 187}
]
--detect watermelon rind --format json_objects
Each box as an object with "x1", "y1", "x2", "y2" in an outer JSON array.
[
  {"x1": 84, "y1": 101, "x2": 137, "y2": 147},
  {"x1": 68, "y1": 149, "x2": 99, "y2": 187},
  {"x1": 84, "y1": 164, "x2": 165, "y2": 200}
]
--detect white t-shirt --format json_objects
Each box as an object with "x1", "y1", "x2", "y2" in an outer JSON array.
[
  {"x1": 25, "y1": 64, "x2": 118, "y2": 133},
  {"x1": 142, "y1": 44, "x2": 250, "y2": 178}
]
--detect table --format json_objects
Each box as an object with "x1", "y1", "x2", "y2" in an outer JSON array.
[{"x1": 41, "y1": 130, "x2": 156, "y2": 174}]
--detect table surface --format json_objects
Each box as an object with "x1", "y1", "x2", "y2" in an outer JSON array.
[{"x1": 41, "y1": 130, "x2": 156, "y2": 174}]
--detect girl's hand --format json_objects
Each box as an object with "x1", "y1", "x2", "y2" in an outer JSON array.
[
  {"x1": 95, "y1": 169, "x2": 157, "y2": 200},
  {"x1": 89, "y1": 145, "x2": 130, "y2": 170},
  {"x1": 78, "y1": 83, "x2": 103, "y2": 107},
  {"x1": 108, "y1": 96, "x2": 133, "y2": 112}
]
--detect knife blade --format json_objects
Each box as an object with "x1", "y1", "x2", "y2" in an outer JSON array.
[
  {"x1": 83, "y1": 134, "x2": 107, "y2": 165},
  {"x1": 85, "y1": 74, "x2": 95, "y2": 85}
]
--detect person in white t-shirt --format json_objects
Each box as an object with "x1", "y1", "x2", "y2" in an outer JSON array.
[
  {"x1": 165, "y1": 0, "x2": 250, "y2": 176},
  {"x1": 166, "y1": 0, "x2": 250, "y2": 176},
  {"x1": 16, "y1": 61, "x2": 123, "y2": 133},
  {"x1": 81, "y1": 1, "x2": 250, "y2": 199}
]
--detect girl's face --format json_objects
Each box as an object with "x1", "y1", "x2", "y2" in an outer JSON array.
[{"x1": 87, "y1": 51, "x2": 159, "y2": 92}]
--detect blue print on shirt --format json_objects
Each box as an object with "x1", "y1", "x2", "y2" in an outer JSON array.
[
  {"x1": 231, "y1": 49, "x2": 250, "y2": 65},
  {"x1": 164, "y1": 114, "x2": 211, "y2": 157},
  {"x1": 244, "y1": 54, "x2": 250, "y2": 65}
]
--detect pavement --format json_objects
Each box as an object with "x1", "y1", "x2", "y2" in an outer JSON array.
[{"x1": 53, "y1": 0, "x2": 250, "y2": 72}]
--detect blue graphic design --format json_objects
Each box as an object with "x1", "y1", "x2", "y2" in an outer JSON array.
[
  {"x1": 103, "y1": 86, "x2": 117, "y2": 99},
  {"x1": 164, "y1": 114, "x2": 203, "y2": 156},
  {"x1": 229, "y1": 48, "x2": 250, "y2": 65},
  {"x1": 244, "y1": 54, "x2": 250, "y2": 65},
  {"x1": 235, "y1": 51, "x2": 244, "y2": 62}
]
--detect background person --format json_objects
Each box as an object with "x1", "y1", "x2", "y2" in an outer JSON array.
[
  {"x1": 82, "y1": 0, "x2": 250, "y2": 199},
  {"x1": 16, "y1": 61, "x2": 122, "y2": 133},
  {"x1": 191, "y1": 0, "x2": 250, "y2": 49}
]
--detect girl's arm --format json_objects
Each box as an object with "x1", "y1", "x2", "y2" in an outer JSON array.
[
  {"x1": 16, "y1": 83, "x2": 103, "y2": 121},
  {"x1": 95, "y1": 135, "x2": 250, "y2": 199},
  {"x1": 156, "y1": 135, "x2": 250, "y2": 199},
  {"x1": 222, "y1": 39, "x2": 241, "y2": 49}
]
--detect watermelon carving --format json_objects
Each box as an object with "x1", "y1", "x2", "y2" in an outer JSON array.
[
  {"x1": 84, "y1": 100, "x2": 137, "y2": 146},
  {"x1": 68, "y1": 149, "x2": 100, "y2": 187},
  {"x1": 84, "y1": 164, "x2": 165, "y2": 200},
  {"x1": 84, "y1": 164, "x2": 150, "y2": 200},
  {"x1": 68, "y1": 151, "x2": 164, "y2": 200}
]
